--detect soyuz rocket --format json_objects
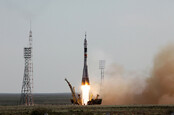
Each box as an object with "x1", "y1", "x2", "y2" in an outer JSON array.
[{"x1": 81, "y1": 33, "x2": 90, "y2": 85}]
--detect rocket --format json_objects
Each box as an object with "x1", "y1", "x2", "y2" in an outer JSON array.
[{"x1": 81, "y1": 33, "x2": 90, "y2": 85}]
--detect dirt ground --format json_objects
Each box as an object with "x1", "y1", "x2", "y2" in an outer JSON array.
[{"x1": 0, "y1": 105, "x2": 174, "y2": 115}]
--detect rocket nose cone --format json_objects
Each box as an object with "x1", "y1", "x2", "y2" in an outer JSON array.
[{"x1": 84, "y1": 39, "x2": 87, "y2": 45}]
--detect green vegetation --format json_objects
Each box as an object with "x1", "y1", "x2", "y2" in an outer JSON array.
[
  {"x1": 0, "y1": 93, "x2": 71, "y2": 106},
  {"x1": 0, "y1": 105, "x2": 174, "y2": 115},
  {"x1": 1, "y1": 94, "x2": 174, "y2": 115}
]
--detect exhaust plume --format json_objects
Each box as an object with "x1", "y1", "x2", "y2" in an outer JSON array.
[{"x1": 100, "y1": 44, "x2": 174, "y2": 105}]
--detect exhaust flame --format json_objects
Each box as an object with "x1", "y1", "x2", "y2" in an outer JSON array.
[{"x1": 81, "y1": 83, "x2": 90, "y2": 105}]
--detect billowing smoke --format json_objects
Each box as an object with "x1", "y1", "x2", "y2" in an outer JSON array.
[{"x1": 98, "y1": 44, "x2": 174, "y2": 105}]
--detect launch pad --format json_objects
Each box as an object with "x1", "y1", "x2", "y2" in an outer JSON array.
[{"x1": 65, "y1": 78, "x2": 102, "y2": 105}]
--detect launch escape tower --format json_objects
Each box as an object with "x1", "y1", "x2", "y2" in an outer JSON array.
[{"x1": 20, "y1": 28, "x2": 34, "y2": 106}]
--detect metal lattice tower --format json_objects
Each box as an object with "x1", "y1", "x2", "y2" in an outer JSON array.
[
  {"x1": 99, "y1": 60, "x2": 105, "y2": 84},
  {"x1": 20, "y1": 27, "x2": 34, "y2": 106}
]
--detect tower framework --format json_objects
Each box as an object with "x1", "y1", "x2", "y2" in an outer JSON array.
[
  {"x1": 20, "y1": 30, "x2": 33, "y2": 105},
  {"x1": 99, "y1": 60, "x2": 105, "y2": 84}
]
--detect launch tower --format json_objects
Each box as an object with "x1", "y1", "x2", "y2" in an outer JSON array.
[{"x1": 20, "y1": 28, "x2": 34, "y2": 106}]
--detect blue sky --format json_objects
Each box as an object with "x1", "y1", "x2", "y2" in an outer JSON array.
[{"x1": 0, "y1": 0, "x2": 174, "y2": 93}]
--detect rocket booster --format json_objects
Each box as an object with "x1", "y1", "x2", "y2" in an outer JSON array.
[{"x1": 81, "y1": 34, "x2": 90, "y2": 85}]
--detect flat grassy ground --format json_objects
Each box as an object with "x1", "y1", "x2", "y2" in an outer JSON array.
[
  {"x1": 0, "y1": 105, "x2": 174, "y2": 115},
  {"x1": 1, "y1": 94, "x2": 174, "y2": 115},
  {"x1": 0, "y1": 93, "x2": 71, "y2": 106}
]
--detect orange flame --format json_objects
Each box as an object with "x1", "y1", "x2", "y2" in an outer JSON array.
[{"x1": 81, "y1": 83, "x2": 90, "y2": 105}]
